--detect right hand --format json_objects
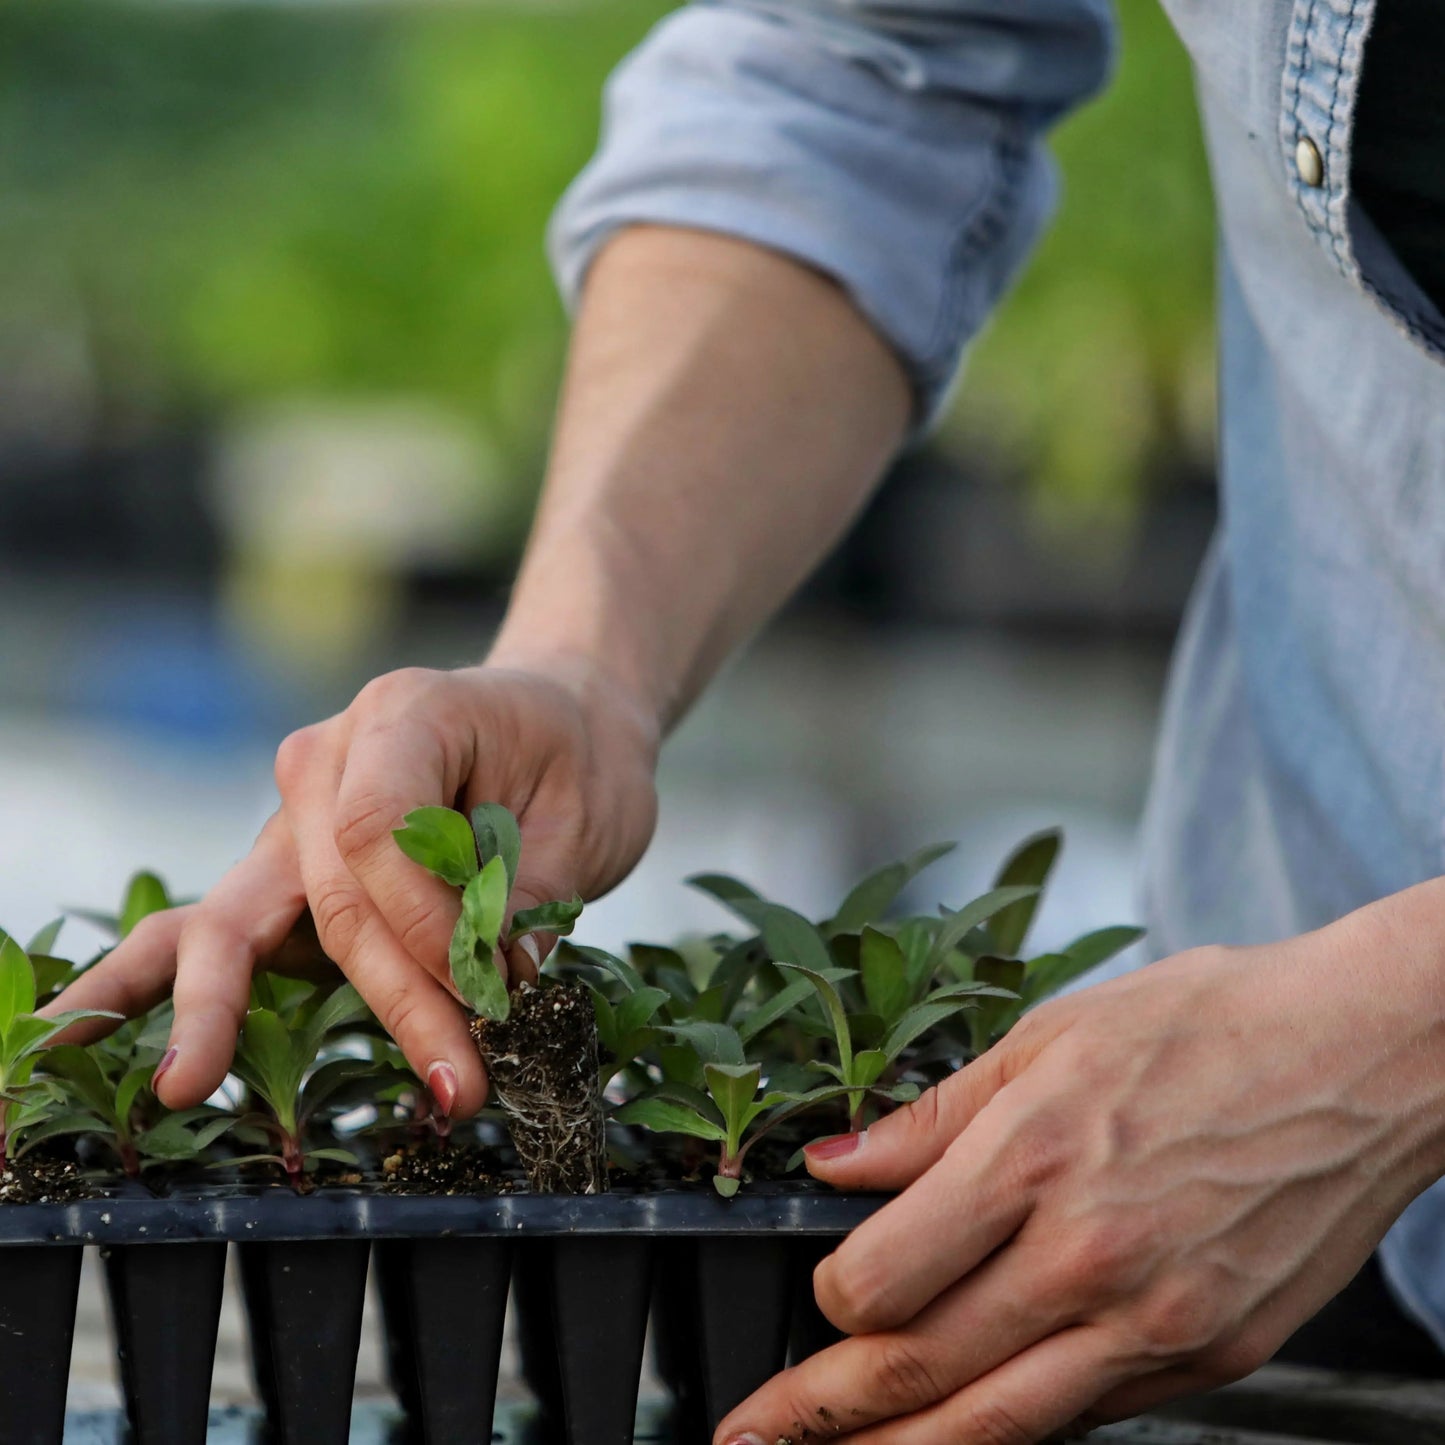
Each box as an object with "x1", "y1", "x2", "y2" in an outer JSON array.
[{"x1": 48, "y1": 657, "x2": 661, "y2": 1118}]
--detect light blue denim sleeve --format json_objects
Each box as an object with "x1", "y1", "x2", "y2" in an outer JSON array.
[{"x1": 548, "y1": 0, "x2": 1115, "y2": 423}]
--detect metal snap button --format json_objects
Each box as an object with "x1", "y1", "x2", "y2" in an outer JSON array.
[{"x1": 1295, "y1": 135, "x2": 1324, "y2": 188}]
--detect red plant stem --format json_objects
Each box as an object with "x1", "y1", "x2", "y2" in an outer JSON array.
[{"x1": 118, "y1": 1138, "x2": 141, "y2": 1178}]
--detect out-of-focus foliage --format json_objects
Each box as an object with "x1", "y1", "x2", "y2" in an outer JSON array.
[
  {"x1": 948, "y1": 3, "x2": 1217, "y2": 533},
  {"x1": 0, "y1": 0, "x2": 670, "y2": 475},
  {"x1": 0, "y1": 0, "x2": 1212, "y2": 526}
]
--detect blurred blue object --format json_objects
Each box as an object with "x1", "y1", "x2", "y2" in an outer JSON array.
[{"x1": 68, "y1": 601, "x2": 279, "y2": 748}]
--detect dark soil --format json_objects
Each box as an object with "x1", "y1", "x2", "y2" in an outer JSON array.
[
  {"x1": 472, "y1": 981, "x2": 608, "y2": 1194},
  {"x1": 379, "y1": 1141, "x2": 508, "y2": 1196},
  {"x1": 0, "y1": 1156, "x2": 94, "y2": 1204}
]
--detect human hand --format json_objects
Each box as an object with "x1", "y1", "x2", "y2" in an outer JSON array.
[
  {"x1": 718, "y1": 902, "x2": 1445, "y2": 1444},
  {"x1": 49, "y1": 657, "x2": 660, "y2": 1118}
]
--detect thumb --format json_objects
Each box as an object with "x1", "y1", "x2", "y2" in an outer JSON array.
[{"x1": 804, "y1": 1044, "x2": 1014, "y2": 1192}]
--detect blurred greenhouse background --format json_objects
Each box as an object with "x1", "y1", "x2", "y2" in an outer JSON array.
[{"x1": 0, "y1": 0, "x2": 1217, "y2": 947}]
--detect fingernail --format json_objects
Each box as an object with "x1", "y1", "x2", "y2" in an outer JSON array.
[
  {"x1": 151, "y1": 1046, "x2": 178, "y2": 1091},
  {"x1": 517, "y1": 934, "x2": 541, "y2": 969},
  {"x1": 723, "y1": 1434, "x2": 767, "y2": 1445},
  {"x1": 805, "y1": 1129, "x2": 866, "y2": 1162},
  {"x1": 427, "y1": 1061, "x2": 458, "y2": 1118}
]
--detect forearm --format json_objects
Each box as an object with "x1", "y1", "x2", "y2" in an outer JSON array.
[{"x1": 489, "y1": 225, "x2": 911, "y2": 731}]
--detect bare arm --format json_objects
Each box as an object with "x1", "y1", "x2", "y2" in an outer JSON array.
[{"x1": 492, "y1": 224, "x2": 912, "y2": 727}]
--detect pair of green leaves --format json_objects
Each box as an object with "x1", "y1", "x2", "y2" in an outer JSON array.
[
  {"x1": 394, "y1": 803, "x2": 585, "y2": 1022},
  {"x1": 0, "y1": 930, "x2": 121, "y2": 1165}
]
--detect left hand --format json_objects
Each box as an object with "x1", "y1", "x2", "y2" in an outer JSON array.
[{"x1": 717, "y1": 892, "x2": 1445, "y2": 1444}]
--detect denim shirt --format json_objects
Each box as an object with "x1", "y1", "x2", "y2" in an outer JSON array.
[{"x1": 549, "y1": 0, "x2": 1445, "y2": 1344}]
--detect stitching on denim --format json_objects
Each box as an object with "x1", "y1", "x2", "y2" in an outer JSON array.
[
  {"x1": 1281, "y1": 0, "x2": 1315, "y2": 233},
  {"x1": 916, "y1": 117, "x2": 1029, "y2": 397}
]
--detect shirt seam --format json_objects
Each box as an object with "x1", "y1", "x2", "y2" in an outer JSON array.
[{"x1": 915, "y1": 118, "x2": 1031, "y2": 397}]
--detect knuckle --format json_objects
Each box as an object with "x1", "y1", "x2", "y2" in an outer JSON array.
[
  {"x1": 309, "y1": 882, "x2": 368, "y2": 959},
  {"x1": 352, "y1": 667, "x2": 436, "y2": 715},
  {"x1": 953, "y1": 1397, "x2": 1035, "y2": 1445},
  {"x1": 274, "y1": 725, "x2": 324, "y2": 792},
  {"x1": 1126, "y1": 1275, "x2": 1227, "y2": 1363},
  {"x1": 866, "y1": 1336, "x2": 947, "y2": 1411},
  {"x1": 334, "y1": 791, "x2": 401, "y2": 865},
  {"x1": 814, "y1": 1250, "x2": 893, "y2": 1336},
  {"x1": 1052, "y1": 1219, "x2": 1139, "y2": 1305}
]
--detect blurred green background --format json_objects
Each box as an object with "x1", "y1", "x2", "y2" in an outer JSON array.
[{"x1": 0, "y1": 0, "x2": 1214, "y2": 547}]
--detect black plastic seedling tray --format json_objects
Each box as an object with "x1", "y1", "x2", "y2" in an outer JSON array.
[{"x1": 0, "y1": 1182, "x2": 887, "y2": 1445}]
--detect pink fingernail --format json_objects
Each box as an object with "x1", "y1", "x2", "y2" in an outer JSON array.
[
  {"x1": 151, "y1": 1047, "x2": 178, "y2": 1091},
  {"x1": 804, "y1": 1130, "x2": 865, "y2": 1162},
  {"x1": 723, "y1": 1435, "x2": 766, "y2": 1445},
  {"x1": 427, "y1": 1061, "x2": 458, "y2": 1118}
]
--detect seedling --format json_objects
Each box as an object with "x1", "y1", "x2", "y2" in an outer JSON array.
[
  {"x1": 393, "y1": 803, "x2": 584, "y2": 1022},
  {"x1": 395, "y1": 803, "x2": 607, "y2": 1193},
  {"x1": 226, "y1": 977, "x2": 385, "y2": 1187},
  {"x1": 616, "y1": 1020, "x2": 917, "y2": 1196},
  {"x1": 0, "y1": 931, "x2": 120, "y2": 1173}
]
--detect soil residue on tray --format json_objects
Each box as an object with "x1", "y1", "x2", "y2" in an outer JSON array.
[
  {"x1": 472, "y1": 981, "x2": 607, "y2": 1194},
  {"x1": 0, "y1": 1156, "x2": 95, "y2": 1205},
  {"x1": 379, "y1": 1141, "x2": 508, "y2": 1196}
]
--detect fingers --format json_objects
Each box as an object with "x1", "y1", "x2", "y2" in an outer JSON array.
[
  {"x1": 159, "y1": 820, "x2": 310, "y2": 1107},
  {"x1": 808, "y1": 1086, "x2": 1043, "y2": 1336},
  {"x1": 42, "y1": 905, "x2": 195, "y2": 1043},
  {"x1": 713, "y1": 1238, "x2": 1079, "y2": 1443},
  {"x1": 287, "y1": 749, "x2": 488, "y2": 1117},
  {"x1": 329, "y1": 710, "x2": 466, "y2": 986},
  {"x1": 833, "y1": 1326, "x2": 1128, "y2": 1445}
]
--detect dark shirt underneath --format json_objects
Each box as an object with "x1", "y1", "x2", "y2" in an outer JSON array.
[{"x1": 1352, "y1": 0, "x2": 1445, "y2": 315}]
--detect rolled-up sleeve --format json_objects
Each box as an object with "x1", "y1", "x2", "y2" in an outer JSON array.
[{"x1": 548, "y1": 0, "x2": 1115, "y2": 425}]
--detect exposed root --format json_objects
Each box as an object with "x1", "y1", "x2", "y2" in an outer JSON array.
[{"x1": 472, "y1": 982, "x2": 607, "y2": 1194}]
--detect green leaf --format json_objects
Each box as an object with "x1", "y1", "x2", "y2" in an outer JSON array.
[
  {"x1": 300, "y1": 1056, "x2": 383, "y2": 1119},
  {"x1": 393, "y1": 806, "x2": 480, "y2": 888},
  {"x1": 774, "y1": 963, "x2": 855, "y2": 1075},
  {"x1": 306, "y1": 1147, "x2": 362, "y2": 1170},
  {"x1": 508, "y1": 896, "x2": 583, "y2": 943},
  {"x1": 470, "y1": 803, "x2": 522, "y2": 892},
  {"x1": 136, "y1": 1111, "x2": 236, "y2": 1161},
  {"x1": 851, "y1": 1049, "x2": 889, "y2": 1088},
  {"x1": 41, "y1": 1045, "x2": 115, "y2": 1122},
  {"x1": 562, "y1": 944, "x2": 646, "y2": 996},
  {"x1": 30, "y1": 955, "x2": 77, "y2": 1001},
  {"x1": 615, "y1": 1097, "x2": 728, "y2": 1142},
  {"x1": 757, "y1": 905, "x2": 836, "y2": 978},
  {"x1": 686, "y1": 873, "x2": 769, "y2": 927},
  {"x1": 12, "y1": 1110, "x2": 97, "y2": 1157},
  {"x1": 860, "y1": 928, "x2": 912, "y2": 1027},
  {"x1": 659, "y1": 1021, "x2": 746, "y2": 1067},
  {"x1": 0, "y1": 931, "x2": 36, "y2": 1039},
  {"x1": 115, "y1": 1066, "x2": 153, "y2": 1131},
  {"x1": 735, "y1": 977, "x2": 815, "y2": 1045},
  {"x1": 881, "y1": 999, "x2": 978, "y2": 1063},
  {"x1": 1062, "y1": 925, "x2": 1146, "y2": 971},
  {"x1": 704, "y1": 1061, "x2": 762, "y2": 1131},
  {"x1": 235, "y1": 1009, "x2": 303, "y2": 1129},
  {"x1": 924, "y1": 885, "x2": 1041, "y2": 978},
  {"x1": 712, "y1": 939, "x2": 768, "y2": 1018},
  {"x1": 987, "y1": 830, "x2": 1062, "y2": 957},
  {"x1": 712, "y1": 1174, "x2": 742, "y2": 1198},
  {"x1": 6, "y1": 1009, "x2": 121, "y2": 1068},
  {"x1": 450, "y1": 858, "x2": 511, "y2": 1020},
  {"x1": 118, "y1": 872, "x2": 172, "y2": 938},
  {"x1": 25, "y1": 920, "x2": 64, "y2": 957},
  {"x1": 827, "y1": 842, "x2": 957, "y2": 937},
  {"x1": 614, "y1": 987, "x2": 670, "y2": 1039},
  {"x1": 688, "y1": 984, "x2": 728, "y2": 1024},
  {"x1": 299, "y1": 983, "x2": 372, "y2": 1060}
]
